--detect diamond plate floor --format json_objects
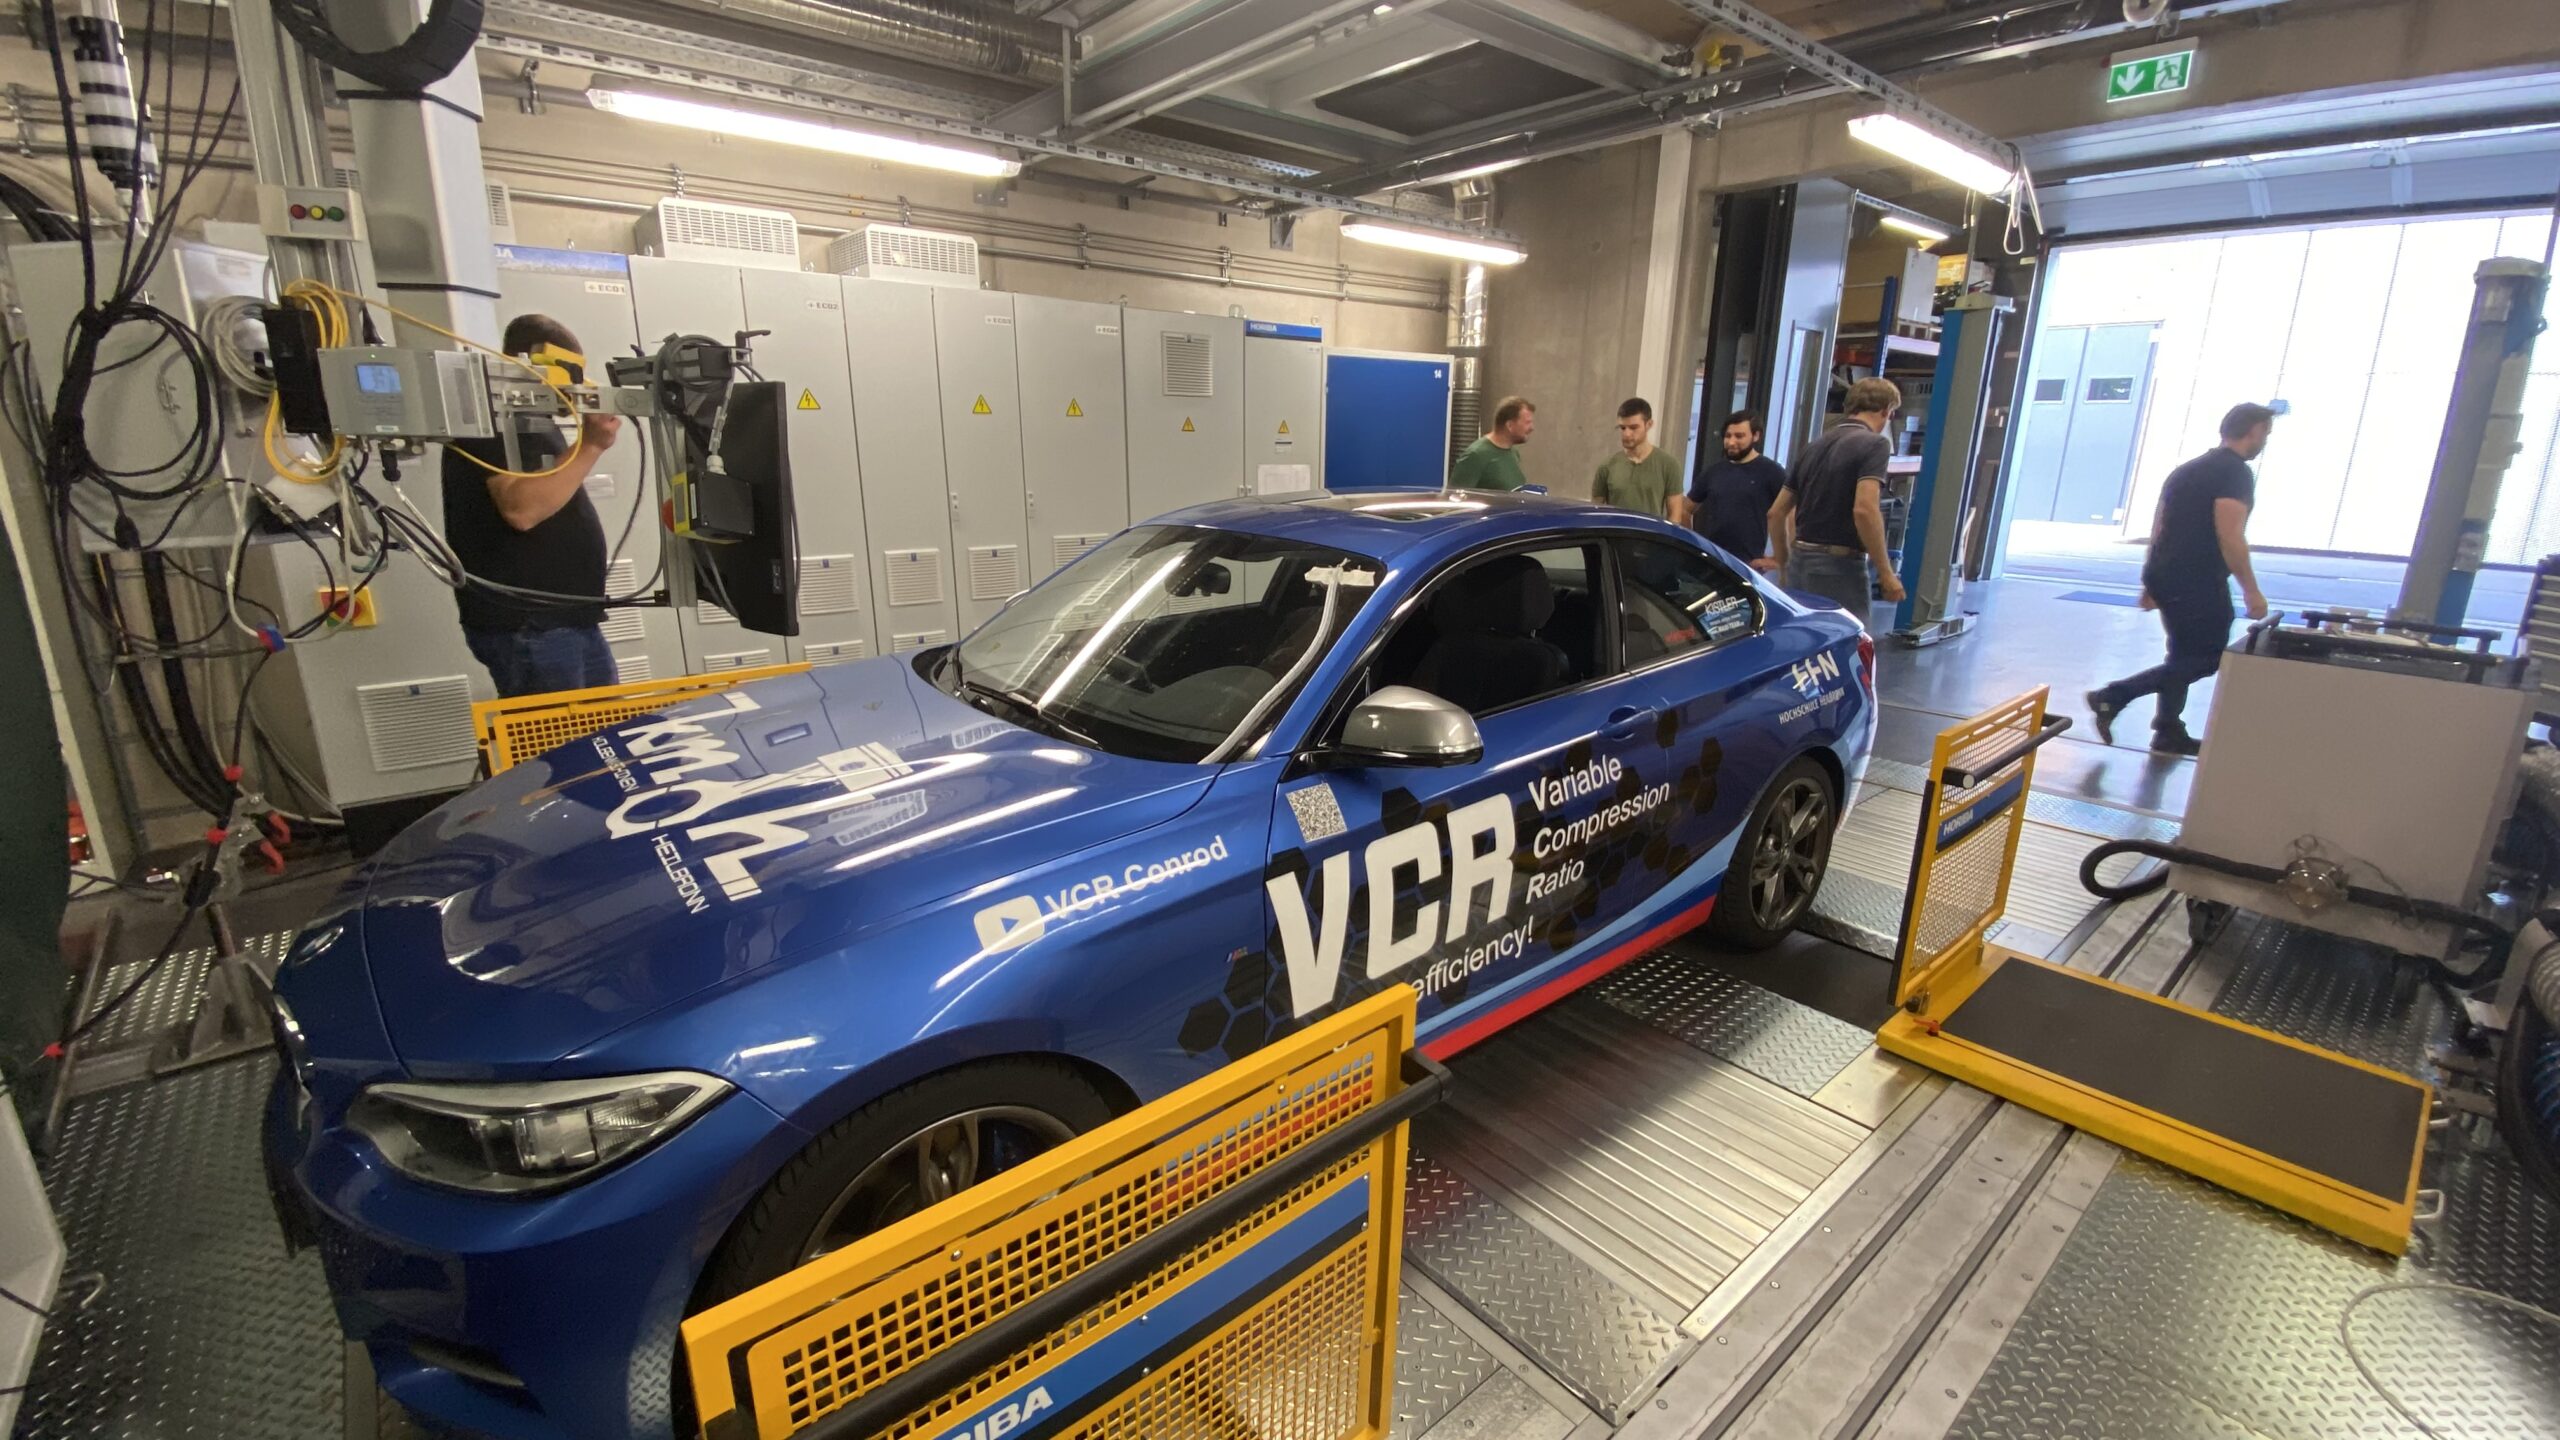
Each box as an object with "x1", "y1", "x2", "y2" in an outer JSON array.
[
  {"x1": 1589, "y1": 951, "x2": 1876, "y2": 1097},
  {"x1": 18, "y1": 1053, "x2": 344, "y2": 1440},
  {"x1": 1401, "y1": 1150, "x2": 1684, "y2": 1425},
  {"x1": 1389, "y1": 1285, "x2": 1499, "y2": 1440},
  {"x1": 1815, "y1": 784, "x2": 2154, "y2": 957},
  {"x1": 1952, "y1": 912, "x2": 2560, "y2": 1440}
]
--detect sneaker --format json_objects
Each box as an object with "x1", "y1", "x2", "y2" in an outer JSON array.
[
  {"x1": 2150, "y1": 729, "x2": 2201, "y2": 757},
  {"x1": 2084, "y1": 691, "x2": 2119, "y2": 746}
]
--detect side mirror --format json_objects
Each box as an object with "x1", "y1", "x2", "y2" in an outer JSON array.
[{"x1": 1330, "y1": 686, "x2": 1483, "y2": 768}]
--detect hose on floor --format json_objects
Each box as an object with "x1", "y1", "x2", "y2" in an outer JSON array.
[
  {"x1": 2499, "y1": 931, "x2": 2560, "y2": 1207},
  {"x1": 2338, "y1": 1283, "x2": 2560, "y2": 1439},
  {"x1": 2076, "y1": 838, "x2": 2516, "y2": 988}
]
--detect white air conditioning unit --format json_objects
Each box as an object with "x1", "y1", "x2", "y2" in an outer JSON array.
[
  {"x1": 826, "y1": 223, "x2": 979, "y2": 287},
  {"x1": 635, "y1": 198, "x2": 802, "y2": 271}
]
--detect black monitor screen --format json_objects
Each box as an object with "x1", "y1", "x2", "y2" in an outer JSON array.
[{"x1": 690, "y1": 380, "x2": 799, "y2": 637}]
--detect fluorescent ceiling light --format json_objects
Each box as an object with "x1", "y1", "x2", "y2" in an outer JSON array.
[
  {"x1": 1847, "y1": 113, "x2": 2013, "y2": 195},
  {"x1": 1437, "y1": 157, "x2": 1527, "y2": 183},
  {"x1": 1341, "y1": 222, "x2": 1525, "y2": 265},
  {"x1": 587, "y1": 88, "x2": 1020, "y2": 179},
  {"x1": 1878, "y1": 213, "x2": 1952, "y2": 244}
]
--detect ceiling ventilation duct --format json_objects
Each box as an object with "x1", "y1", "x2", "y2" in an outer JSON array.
[{"x1": 666, "y1": 0, "x2": 1060, "y2": 81}]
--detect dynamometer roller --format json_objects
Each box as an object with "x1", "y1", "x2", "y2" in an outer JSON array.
[{"x1": 264, "y1": 489, "x2": 1875, "y2": 1440}]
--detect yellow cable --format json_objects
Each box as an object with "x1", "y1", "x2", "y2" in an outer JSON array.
[{"x1": 264, "y1": 281, "x2": 350, "y2": 484}]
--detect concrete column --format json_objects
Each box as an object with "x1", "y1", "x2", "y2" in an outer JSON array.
[{"x1": 1634, "y1": 128, "x2": 1694, "y2": 441}]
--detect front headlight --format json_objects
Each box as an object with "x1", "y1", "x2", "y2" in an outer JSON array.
[{"x1": 350, "y1": 1071, "x2": 730, "y2": 1195}]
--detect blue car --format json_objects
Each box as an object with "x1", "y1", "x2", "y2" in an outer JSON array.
[{"x1": 266, "y1": 490, "x2": 1875, "y2": 1439}]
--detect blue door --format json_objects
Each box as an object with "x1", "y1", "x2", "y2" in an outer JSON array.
[
  {"x1": 1324, "y1": 353, "x2": 1451, "y2": 490},
  {"x1": 1259, "y1": 541, "x2": 1680, "y2": 1053}
]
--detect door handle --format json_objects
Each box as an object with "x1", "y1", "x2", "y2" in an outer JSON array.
[{"x1": 1603, "y1": 705, "x2": 1656, "y2": 741}]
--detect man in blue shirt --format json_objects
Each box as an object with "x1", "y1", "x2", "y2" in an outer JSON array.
[{"x1": 1681, "y1": 410, "x2": 1788, "y2": 565}]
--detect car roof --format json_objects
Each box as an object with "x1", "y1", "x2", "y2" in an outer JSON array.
[{"x1": 1151, "y1": 489, "x2": 1683, "y2": 571}]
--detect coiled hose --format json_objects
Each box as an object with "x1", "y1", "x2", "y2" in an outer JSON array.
[{"x1": 2500, "y1": 931, "x2": 2560, "y2": 1206}]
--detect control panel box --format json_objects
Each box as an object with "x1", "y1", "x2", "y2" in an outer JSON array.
[
  {"x1": 257, "y1": 184, "x2": 366, "y2": 242},
  {"x1": 317, "y1": 347, "x2": 493, "y2": 439}
]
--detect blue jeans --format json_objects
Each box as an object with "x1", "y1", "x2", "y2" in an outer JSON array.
[
  {"x1": 1788, "y1": 545, "x2": 1874, "y2": 621},
  {"x1": 464, "y1": 624, "x2": 617, "y2": 698},
  {"x1": 2093, "y1": 585, "x2": 2233, "y2": 737}
]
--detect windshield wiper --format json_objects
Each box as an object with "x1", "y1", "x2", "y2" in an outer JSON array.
[{"x1": 957, "y1": 679, "x2": 1100, "y2": 748}]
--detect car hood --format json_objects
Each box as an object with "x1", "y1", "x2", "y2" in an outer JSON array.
[{"x1": 358, "y1": 658, "x2": 1212, "y2": 1072}]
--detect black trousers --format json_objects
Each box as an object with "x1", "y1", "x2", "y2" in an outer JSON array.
[{"x1": 2096, "y1": 585, "x2": 2233, "y2": 736}]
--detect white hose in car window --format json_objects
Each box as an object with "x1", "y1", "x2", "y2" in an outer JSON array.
[{"x1": 1204, "y1": 568, "x2": 1341, "y2": 765}]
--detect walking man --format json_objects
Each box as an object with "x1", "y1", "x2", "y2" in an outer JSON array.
[
  {"x1": 1765, "y1": 378, "x2": 1907, "y2": 617},
  {"x1": 442, "y1": 313, "x2": 625, "y2": 697},
  {"x1": 1682, "y1": 409, "x2": 1787, "y2": 564},
  {"x1": 1591, "y1": 397, "x2": 1681, "y2": 518},
  {"x1": 1451, "y1": 395, "x2": 1534, "y2": 491},
  {"x1": 2087, "y1": 403, "x2": 2273, "y2": 756}
]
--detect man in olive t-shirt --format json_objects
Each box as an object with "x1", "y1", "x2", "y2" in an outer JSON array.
[
  {"x1": 1591, "y1": 396, "x2": 1681, "y2": 519},
  {"x1": 1451, "y1": 394, "x2": 1534, "y2": 491}
]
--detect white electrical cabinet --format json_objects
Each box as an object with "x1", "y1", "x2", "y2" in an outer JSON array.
[
  {"x1": 1009, "y1": 296, "x2": 1129, "y2": 585},
  {"x1": 1244, "y1": 329, "x2": 1323, "y2": 496},
  {"x1": 842, "y1": 276, "x2": 960, "y2": 656},
  {"x1": 492, "y1": 248, "x2": 684, "y2": 686},
  {"x1": 934, "y1": 289, "x2": 1030, "y2": 635},
  {"x1": 740, "y1": 268, "x2": 875, "y2": 667},
  {"x1": 628, "y1": 255, "x2": 764, "y2": 669},
  {"x1": 1122, "y1": 308, "x2": 1244, "y2": 522}
]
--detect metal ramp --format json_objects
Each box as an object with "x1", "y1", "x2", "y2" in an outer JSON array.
[{"x1": 1872, "y1": 690, "x2": 2431, "y2": 1254}]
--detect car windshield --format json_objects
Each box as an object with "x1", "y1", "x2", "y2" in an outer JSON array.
[{"x1": 940, "y1": 525, "x2": 1381, "y2": 764}]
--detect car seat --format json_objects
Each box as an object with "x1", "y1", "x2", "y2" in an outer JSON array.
[{"x1": 1407, "y1": 554, "x2": 1572, "y2": 713}]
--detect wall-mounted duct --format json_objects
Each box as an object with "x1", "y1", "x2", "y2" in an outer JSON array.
[{"x1": 1446, "y1": 176, "x2": 1492, "y2": 465}]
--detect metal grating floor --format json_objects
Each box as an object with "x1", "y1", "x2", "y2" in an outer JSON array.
[{"x1": 18, "y1": 1054, "x2": 344, "y2": 1440}]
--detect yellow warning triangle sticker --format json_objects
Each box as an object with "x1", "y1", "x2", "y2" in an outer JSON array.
[
  {"x1": 1065, "y1": 398, "x2": 1084, "y2": 418},
  {"x1": 972, "y1": 394, "x2": 993, "y2": 415},
  {"x1": 1181, "y1": 417, "x2": 1196, "y2": 433},
  {"x1": 1277, "y1": 420, "x2": 1290, "y2": 435},
  {"x1": 796, "y1": 388, "x2": 821, "y2": 411}
]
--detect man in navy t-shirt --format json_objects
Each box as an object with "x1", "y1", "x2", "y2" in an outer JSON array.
[
  {"x1": 2087, "y1": 403, "x2": 2274, "y2": 756},
  {"x1": 1682, "y1": 410, "x2": 1789, "y2": 566}
]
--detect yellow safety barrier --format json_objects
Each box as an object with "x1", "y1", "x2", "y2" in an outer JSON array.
[
  {"x1": 1877, "y1": 688, "x2": 2431, "y2": 1254},
  {"x1": 1888, "y1": 687, "x2": 2052, "y2": 1012},
  {"x1": 682, "y1": 987, "x2": 1435, "y2": 1440},
  {"x1": 470, "y1": 663, "x2": 810, "y2": 774}
]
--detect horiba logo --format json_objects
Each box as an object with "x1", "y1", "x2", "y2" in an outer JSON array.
[{"x1": 935, "y1": 1383, "x2": 1052, "y2": 1440}]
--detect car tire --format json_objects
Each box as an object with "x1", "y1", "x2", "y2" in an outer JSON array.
[
  {"x1": 694, "y1": 1059, "x2": 1116, "y2": 1306},
  {"x1": 1706, "y1": 756, "x2": 1838, "y2": 951}
]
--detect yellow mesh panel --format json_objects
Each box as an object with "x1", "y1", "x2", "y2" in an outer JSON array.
[
  {"x1": 471, "y1": 662, "x2": 808, "y2": 772},
  {"x1": 1913, "y1": 818, "x2": 2013, "y2": 959},
  {"x1": 685, "y1": 992, "x2": 1416, "y2": 1440}
]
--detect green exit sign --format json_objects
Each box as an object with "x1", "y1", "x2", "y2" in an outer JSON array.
[{"x1": 2107, "y1": 43, "x2": 2196, "y2": 102}]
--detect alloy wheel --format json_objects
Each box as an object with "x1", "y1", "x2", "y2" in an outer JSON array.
[
  {"x1": 1747, "y1": 777, "x2": 1830, "y2": 931},
  {"x1": 798, "y1": 1105, "x2": 1078, "y2": 1262}
]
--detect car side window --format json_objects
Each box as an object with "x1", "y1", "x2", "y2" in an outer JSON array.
[
  {"x1": 1368, "y1": 543, "x2": 1609, "y2": 717},
  {"x1": 1616, "y1": 537, "x2": 1762, "y2": 668}
]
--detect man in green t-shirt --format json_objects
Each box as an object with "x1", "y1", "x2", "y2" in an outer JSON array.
[
  {"x1": 1591, "y1": 396, "x2": 1680, "y2": 519},
  {"x1": 1450, "y1": 395, "x2": 1534, "y2": 491}
]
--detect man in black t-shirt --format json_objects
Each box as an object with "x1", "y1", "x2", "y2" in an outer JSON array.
[
  {"x1": 441, "y1": 313, "x2": 624, "y2": 698},
  {"x1": 2087, "y1": 402, "x2": 2274, "y2": 756},
  {"x1": 1682, "y1": 409, "x2": 1789, "y2": 564},
  {"x1": 1767, "y1": 378, "x2": 1908, "y2": 618}
]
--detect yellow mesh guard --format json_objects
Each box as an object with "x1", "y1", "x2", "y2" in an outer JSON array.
[
  {"x1": 1891, "y1": 686, "x2": 2049, "y2": 1010},
  {"x1": 471, "y1": 663, "x2": 809, "y2": 774},
  {"x1": 683, "y1": 988, "x2": 1419, "y2": 1440}
]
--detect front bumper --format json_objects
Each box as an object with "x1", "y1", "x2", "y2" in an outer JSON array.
[{"x1": 267, "y1": 1069, "x2": 806, "y2": 1440}]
